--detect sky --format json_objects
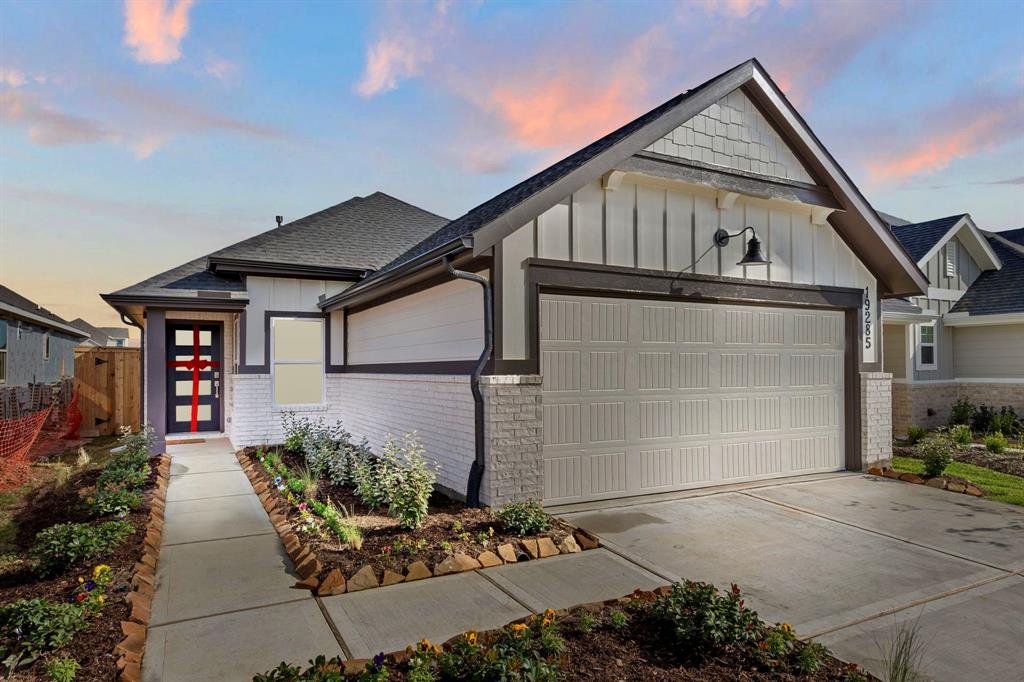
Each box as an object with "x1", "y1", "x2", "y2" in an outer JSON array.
[{"x1": 1, "y1": 0, "x2": 1022, "y2": 332}]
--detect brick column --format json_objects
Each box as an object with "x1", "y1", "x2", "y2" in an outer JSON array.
[
  {"x1": 480, "y1": 375, "x2": 543, "y2": 507},
  {"x1": 860, "y1": 371, "x2": 892, "y2": 469}
]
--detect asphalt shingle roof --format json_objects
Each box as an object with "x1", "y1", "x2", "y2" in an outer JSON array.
[
  {"x1": 109, "y1": 192, "x2": 448, "y2": 299},
  {"x1": 889, "y1": 214, "x2": 966, "y2": 263},
  {"x1": 949, "y1": 236, "x2": 1024, "y2": 316},
  {"x1": 994, "y1": 227, "x2": 1024, "y2": 248},
  {"x1": 881, "y1": 298, "x2": 923, "y2": 315},
  {"x1": 0, "y1": 284, "x2": 85, "y2": 335}
]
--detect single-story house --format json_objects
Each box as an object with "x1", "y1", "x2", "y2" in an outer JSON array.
[
  {"x1": 0, "y1": 284, "x2": 88, "y2": 387},
  {"x1": 881, "y1": 216, "x2": 1024, "y2": 435},
  {"x1": 103, "y1": 59, "x2": 928, "y2": 507},
  {"x1": 69, "y1": 318, "x2": 132, "y2": 347}
]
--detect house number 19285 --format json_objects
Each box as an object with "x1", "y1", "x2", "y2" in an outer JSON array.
[{"x1": 863, "y1": 288, "x2": 872, "y2": 349}]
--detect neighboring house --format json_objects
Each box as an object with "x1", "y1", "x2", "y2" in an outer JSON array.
[
  {"x1": 103, "y1": 59, "x2": 927, "y2": 507},
  {"x1": 69, "y1": 318, "x2": 132, "y2": 347},
  {"x1": 0, "y1": 285, "x2": 88, "y2": 387},
  {"x1": 881, "y1": 215, "x2": 1024, "y2": 435}
]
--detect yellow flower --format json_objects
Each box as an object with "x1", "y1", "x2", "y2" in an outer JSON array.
[
  {"x1": 97, "y1": 595, "x2": 106, "y2": 604},
  {"x1": 464, "y1": 630, "x2": 478, "y2": 645},
  {"x1": 78, "y1": 577, "x2": 85, "y2": 584},
  {"x1": 781, "y1": 623, "x2": 794, "y2": 634},
  {"x1": 419, "y1": 638, "x2": 432, "y2": 652},
  {"x1": 543, "y1": 608, "x2": 556, "y2": 619},
  {"x1": 432, "y1": 645, "x2": 441, "y2": 656},
  {"x1": 542, "y1": 617, "x2": 552, "y2": 626},
  {"x1": 510, "y1": 623, "x2": 529, "y2": 636}
]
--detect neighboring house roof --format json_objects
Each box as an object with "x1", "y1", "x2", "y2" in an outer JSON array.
[
  {"x1": 949, "y1": 236, "x2": 1024, "y2": 317},
  {"x1": 104, "y1": 192, "x2": 448, "y2": 307},
  {"x1": 878, "y1": 211, "x2": 913, "y2": 228},
  {"x1": 881, "y1": 298, "x2": 923, "y2": 315},
  {"x1": 332, "y1": 58, "x2": 927, "y2": 308},
  {"x1": 0, "y1": 285, "x2": 89, "y2": 338},
  {"x1": 69, "y1": 318, "x2": 111, "y2": 345},
  {"x1": 98, "y1": 327, "x2": 130, "y2": 340},
  {"x1": 890, "y1": 215, "x2": 966, "y2": 262}
]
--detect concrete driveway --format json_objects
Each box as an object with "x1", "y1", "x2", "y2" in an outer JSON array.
[{"x1": 559, "y1": 473, "x2": 1024, "y2": 682}]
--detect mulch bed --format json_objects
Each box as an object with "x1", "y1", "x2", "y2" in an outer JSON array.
[
  {"x1": 894, "y1": 442, "x2": 1024, "y2": 484},
  {"x1": 0, "y1": 460, "x2": 157, "y2": 681},
  {"x1": 240, "y1": 447, "x2": 577, "y2": 581}
]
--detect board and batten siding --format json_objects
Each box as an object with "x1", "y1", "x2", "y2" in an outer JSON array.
[
  {"x1": 244, "y1": 276, "x2": 352, "y2": 367},
  {"x1": 911, "y1": 236, "x2": 981, "y2": 314},
  {"x1": 500, "y1": 179, "x2": 877, "y2": 361},
  {"x1": 346, "y1": 276, "x2": 486, "y2": 365},
  {"x1": 954, "y1": 324, "x2": 1024, "y2": 379}
]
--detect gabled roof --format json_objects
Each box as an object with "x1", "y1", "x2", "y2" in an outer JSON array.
[
  {"x1": 890, "y1": 215, "x2": 965, "y2": 262},
  {"x1": 993, "y1": 227, "x2": 1024, "y2": 250},
  {"x1": 343, "y1": 58, "x2": 927, "y2": 304},
  {"x1": 948, "y1": 235, "x2": 1024, "y2": 317},
  {"x1": 881, "y1": 298, "x2": 923, "y2": 315},
  {"x1": 69, "y1": 318, "x2": 110, "y2": 345},
  {"x1": 104, "y1": 192, "x2": 448, "y2": 306},
  {"x1": 0, "y1": 285, "x2": 89, "y2": 338}
]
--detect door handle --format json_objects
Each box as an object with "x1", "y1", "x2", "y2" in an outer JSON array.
[{"x1": 214, "y1": 380, "x2": 220, "y2": 399}]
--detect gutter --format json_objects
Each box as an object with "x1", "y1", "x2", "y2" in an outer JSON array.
[
  {"x1": 0, "y1": 301, "x2": 90, "y2": 339},
  {"x1": 207, "y1": 256, "x2": 370, "y2": 281},
  {"x1": 443, "y1": 255, "x2": 493, "y2": 508},
  {"x1": 319, "y1": 238, "x2": 471, "y2": 311}
]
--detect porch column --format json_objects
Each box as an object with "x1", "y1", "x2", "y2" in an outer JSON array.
[
  {"x1": 145, "y1": 310, "x2": 167, "y2": 454},
  {"x1": 860, "y1": 371, "x2": 892, "y2": 469}
]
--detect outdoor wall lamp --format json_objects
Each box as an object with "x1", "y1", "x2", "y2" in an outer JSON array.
[{"x1": 713, "y1": 226, "x2": 771, "y2": 266}]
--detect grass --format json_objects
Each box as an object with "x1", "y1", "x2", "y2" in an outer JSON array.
[{"x1": 893, "y1": 455, "x2": 1024, "y2": 507}]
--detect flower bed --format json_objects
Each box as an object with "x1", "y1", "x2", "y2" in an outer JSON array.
[
  {"x1": 254, "y1": 583, "x2": 876, "y2": 681},
  {"x1": 0, "y1": 428, "x2": 162, "y2": 681},
  {"x1": 239, "y1": 445, "x2": 597, "y2": 594}
]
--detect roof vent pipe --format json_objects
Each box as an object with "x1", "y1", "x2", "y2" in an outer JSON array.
[
  {"x1": 275, "y1": 215, "x2": 283, "y2": 227},
  {"x1": 444, "y1": 256, "x2": 492, "y2": 508}
]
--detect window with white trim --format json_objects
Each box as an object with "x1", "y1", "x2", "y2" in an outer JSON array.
[
  {"x1": 43, "y1": 332, "x2": 50, "y2": 360},
  {"x1": 945, "y1": 240, "x2": 958, "y2": 278},
  {"x1": 916, "y1": 323, "x2": 937, "y2": 370},
  {"x1": 271, "y1": 317, "x2": 324, "y2": 407}
]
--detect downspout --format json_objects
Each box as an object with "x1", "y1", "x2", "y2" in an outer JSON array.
[
  {"x1": 444, "y1": 256, "x2": 493, "y2": 508},
  {"x1": 119, "y1": 311, "x2": 145, "y2": 431}
]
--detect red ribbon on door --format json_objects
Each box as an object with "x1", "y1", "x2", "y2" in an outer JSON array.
[{"x1": 166, "y1": 324, "x2": 220, "y2": 432}]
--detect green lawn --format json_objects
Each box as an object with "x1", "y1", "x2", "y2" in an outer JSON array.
[{"x1": 893, "y1": 455, "x2": 1024, "y2": 507}]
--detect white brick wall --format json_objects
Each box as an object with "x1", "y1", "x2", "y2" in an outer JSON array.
[
  {"x1": 481, "y1": 375, "x2": 543, "y2": 507},
  {"x1": 860, "y1": 371, "x2": 892, "y2": 468}
]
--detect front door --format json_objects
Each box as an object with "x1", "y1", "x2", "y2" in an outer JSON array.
[{"x1": 166, "y1": 322, "x2": 222, "y2": 433}]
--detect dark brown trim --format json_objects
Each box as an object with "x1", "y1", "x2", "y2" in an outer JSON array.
[
  {"x1": 493, "y1": 240, "x2": 504, "y2": 365},
  {"x1": 623, "y1": 152, "x2": 841, "y2": 209},
  {"x1": 237, "y1": 310, "x2": 330, "y2": 375},
  {"x1": 844, "y1": 308, "x2": 861, "y2": 470},
  {"x1": 342, "y1": 360, "x2": 478, "y2": 374},
  {"x1": 101, "y1": 293, "x2": 248, "y2": 311},
  {"x1": 207, "y1": 256, "x2": 368, "y2": 281},
  {"x1": 164, "y1": 318, "x2": 226, "y2": 434},
  {"x1": 344, "y1": 256, "x2": 492, "y2": 316}
]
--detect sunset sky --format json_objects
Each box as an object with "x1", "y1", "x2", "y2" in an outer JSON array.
[{"x1": 1, "y1": 0, "x2": 1022, "y2": 331}]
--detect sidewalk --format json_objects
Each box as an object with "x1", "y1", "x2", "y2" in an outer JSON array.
[{"x1": 143, "y1": 439, "x2": 662, "y2": 681}]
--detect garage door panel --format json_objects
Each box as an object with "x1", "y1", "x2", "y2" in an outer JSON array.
[{"x1": 541, "y1": 294, "x2": 846, "y2": 504}]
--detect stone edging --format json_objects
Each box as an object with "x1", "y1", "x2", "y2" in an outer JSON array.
[
  {"x1": 235, "y1": 451, "x2": 601, "y2": 596},
  {"x1": 336, "y1": 584, "x2": 674, "y2": 674},
  {"x1": 115, "y1": 454, "x2": 171, "y2": 682},
  {"x1": 868, "y1": 466, "x2": 984, "y2": 497}
]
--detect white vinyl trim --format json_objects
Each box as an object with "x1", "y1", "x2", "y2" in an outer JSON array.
[
  {"x1": 915, "y1": 322, "x2": 937, "y2": 371},
  {"x1": 916, "y1": 215, "x2": 1001, "y2": 272},
  {"x1": 945, "y1": 240, "x2": 958, "y2": 277},
  {"x1": 943, "y1": 312, "x2": 1024, "y2": 327},
  {"x1": 925, "y1": 287, "x2": 964, "y2": 302}
]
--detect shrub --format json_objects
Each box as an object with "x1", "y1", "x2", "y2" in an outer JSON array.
[
  {"x1": 905, "y1": 425, "x2": 927, "y2": 445},
  {"x1": 795, "y1": 641, "x2": 828, "y2": 675},
  {"x1": 45, "y1": 656, "x2": 80, "y2": 682},
  {"x1": 650, "y1": 581, "x2": 763, "y2": 652},
  {"x1": 387, "y1": 433, "x2": 438, "y2": 530},
  {"x1": 117, "y1": 425, "x2": 155, "y2": 465},
  {"x1": 31, "y1": 521, "x2": 132, "y2": 576},
  {"x1": 495, "y1": 500, "x2": 550, "y2": 536},
  {"x1": 608, "y1": 609, "x2": 629, "y2": 629},
  {"x1": 991, "y1": 407, "x2": 1019, "y2": 436},
  {"x1": 918, "y1": 435, "x2": 954, "y2": 478},
  {"x1": 0, "y1": 599, "x2": 87, "y2": 669},
  {"x1": 352, "y1": 447, "x2": 399, "y2": 510},
  {"x1": 949, "y1": 424, "x2": 972, "y2": 446},
  {"x1": 575, "y1": 611, "x2": 596, "y2": 634},
  {"x1": 293, "y1": 464, "x2": 319, "y2": 501},
  {"x1": 971, "y1": 404, "x2": 996, "y2": 434},
  {"x1": 97, "y1": 463, "x2": 149, "y2": 489},
  {"x1": 948, "y1": 398, "x2": 974, "y2": 426},
  {"x1": 86, "y1": 487, "x2": 143, "y2": 517},
  {"x1": 986, "y1": 432, "x2": 1008, "y2": 454}
]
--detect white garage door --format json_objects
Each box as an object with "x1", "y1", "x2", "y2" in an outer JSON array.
[{"x1": 540, "y1": 294, "x2": 845, "y2": 505}]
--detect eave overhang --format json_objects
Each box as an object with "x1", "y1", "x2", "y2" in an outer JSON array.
[
  {"x1": 206, "y1": 256, "x2": 370, "y2": 281},
  {"x1": 942, "y1": 311, "x2": 1024, "y2": 327},
  {"x1": 0, "y1": 302, "x2": 90, "y2": 338},
  {"x1": 916, "y1": 215, "x2": 1002, "y2": 272}
]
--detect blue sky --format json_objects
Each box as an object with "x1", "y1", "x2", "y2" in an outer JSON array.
[{"x1": 1, "y1": 0, "x2": 1022, "y2": 327}]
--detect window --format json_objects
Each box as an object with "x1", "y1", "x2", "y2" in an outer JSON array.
[
  {"x1": 916, "y1": 323, "x2": 937, "y2": 370},
  {"x1": 945, "y1": 240, "x2": 958, "y2": 277},
  {"x1": 271, "y1": 317, "x2": 324, "y2": 406},
  {"x1": 0, "y1": 320, "x2": 6, "y2": 384},
  {"x1": 43, "y1": 333, "x2": 50, "y2": 360}
]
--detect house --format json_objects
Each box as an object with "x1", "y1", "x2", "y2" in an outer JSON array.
[
  {"x1": 69, "y1": 318, "x2": 132, "y2": 347},
  {"x1": 0, "y1": 284, "x2": 88, "y2": 387},
  {"x1": 881, "y1": 216, "x2": 1024, "y2": 436},
  {"x1": 103, "y1": 59, "x2": 928, "y2": 507}
]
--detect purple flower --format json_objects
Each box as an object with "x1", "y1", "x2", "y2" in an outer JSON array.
[
  {"x1": 273, "y1": 476, "x2": 282, "y2": 485},
  {"x1": 84, "y1": 580, "x2": 97, "y2": 591},
  {"x1": 298, "y1": 502, "x2": 307, "y2": 511},
  {"x1": 372, "y1": 652, "x2": 385, "y2": 670}
]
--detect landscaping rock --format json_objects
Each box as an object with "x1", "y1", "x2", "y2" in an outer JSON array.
[
  {"x1": 497, "y1": 543, "x2": 518, "y2": 563},
  {"x1": 344, "y1": 659, "x2": 371, "y2": 675},
  {"x1": 349, "y1": 565, "x2": 379, "y2": 592},
  {"x1": 965, "y1": 485, "x2": 984, "y2": 497},
  {"x1": 947, "y1": 482, "x2": 967, "y2": 494},
  {"x1": 295, "y1": 555, "x2": 321, "y2": 580},
  {"x1": 574, "y1": 530, "x2": 599, "y2": 550},
  {"x1": 477, "y1": 551, "x2": 502, "y2": 568},
  {"x1": 899, "y1": 473, "x2": 924, "y2": 484},
  {"x1": 382, "y1": 570, "x2": 405, "y2": 586},
  {"x1": 558, "y1": 535, "x2": 581, "y2": 554},
  {"x1": 537, "y1": 537, "x2": 560, "y2": 558},
  {"x1": 293, "y1": 575, "x2": 319, "y2": 591},
  {"x1": 521, "y1": 538, "x2": 541, "y2": 560},
  {"x1": 434, "y1": 553, "x2": 481, "y2": 576},
  {"x1": 405, "y1": 561, "x2": 432, "y2": 581},
  {"x1": 926, "y1": 478, "x2": 948, "y2": 489},
  {"x1": 867, "y1": 466, "x2": 884, "y2": 476},
  {"x1": 883, "y1": 469, "x2": 902, "y2": 479},
  {"x1": 318, "y1": 569, "x2": 347, "y2": 596}
]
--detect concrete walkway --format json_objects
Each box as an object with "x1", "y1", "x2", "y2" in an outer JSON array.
[{"x1": 143, "y1": 439, "x2": 662, "y2": 680}]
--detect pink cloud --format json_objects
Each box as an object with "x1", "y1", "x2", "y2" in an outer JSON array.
[
  {"x1": 354, "y1": 1, "x2": 452, "y2": 97},
  {"x1": 1, "y1": 67, "x2": 27, "y2": 87},
  {"x1": 0, "y1": 91, "x2": 112, "y2": 146},
  {"x1": 867, "y1": 92, "x2": 1024, "y2": 182},
  {"x1": 124, "y1": 0, "x2": 195, "y2": 64},
  {"x1": 696, "y1": 0, "x2": 771, "y2": 19}
]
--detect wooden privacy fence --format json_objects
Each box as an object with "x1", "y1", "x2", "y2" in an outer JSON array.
[{"x1": 74, "y1": 347, "x2": 141, "y2": 437}]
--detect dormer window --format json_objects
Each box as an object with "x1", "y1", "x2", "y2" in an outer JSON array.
[{"x1": 945, "y1": 240, "x2": 958, "y2": 277}]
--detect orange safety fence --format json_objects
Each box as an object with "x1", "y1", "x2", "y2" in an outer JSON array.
[
  {"x1": 0, "y1": 405, "x2": 53, "y2": 490},
  {"x1": 0, "y1": 379, "x2": 81, "y2": 490}
]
